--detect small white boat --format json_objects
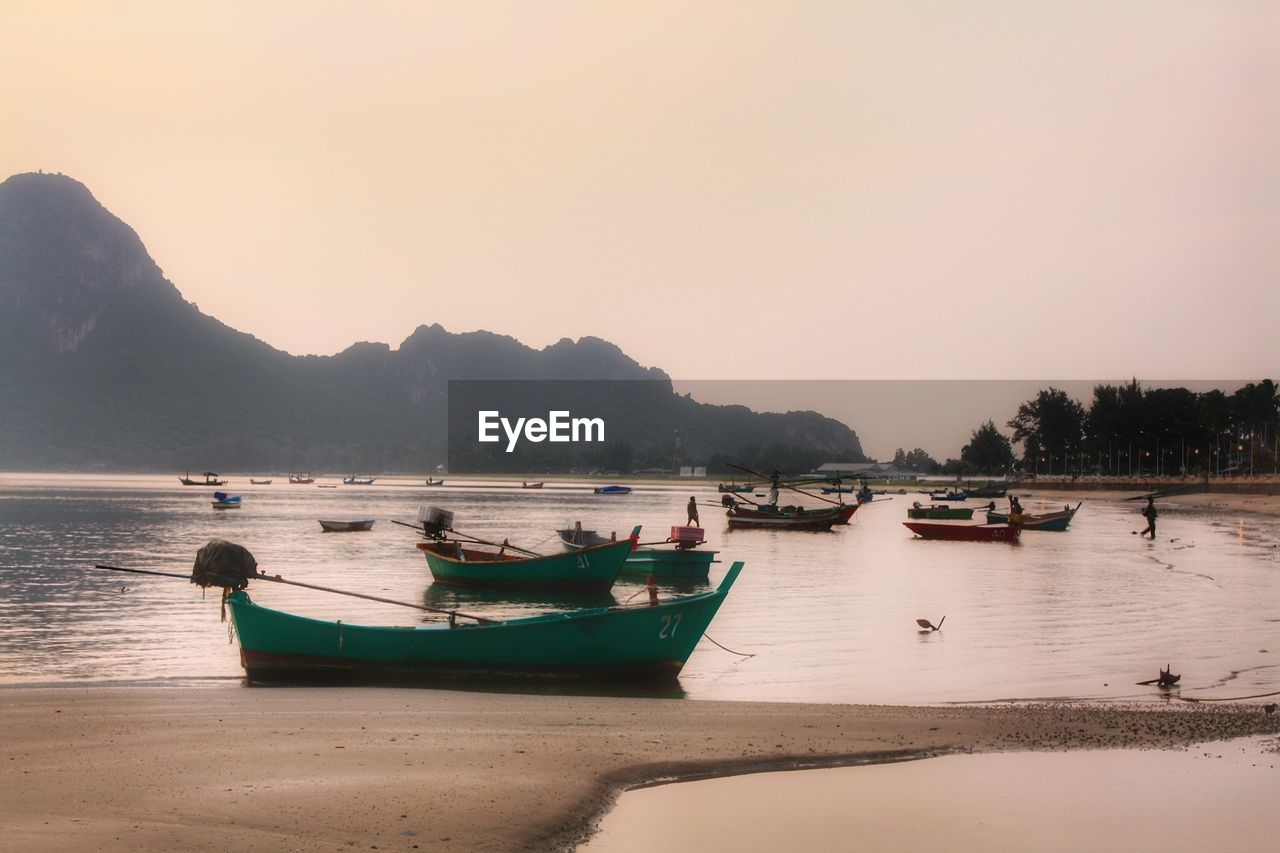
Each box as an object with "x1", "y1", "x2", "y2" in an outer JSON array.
[{"x1": 318, "y1": 519, "x2": 375, "y2": 533}]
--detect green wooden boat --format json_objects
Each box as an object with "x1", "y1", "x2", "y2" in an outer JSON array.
[
  {"x1": 417, "y1": 528, "x2": 639, "y2": 593},
  {"x1": 559, "y1": 527, "x2": 717, "y2": 581},
  {"x1": 223, "y1": 562, "x2": 744, "y2": 683},
  {"x1": 619, "y1": 547, "x2": 717, "y2": 581},
  {"x1": 906, "y1": 503, "x2": 974, "y2": 520}
]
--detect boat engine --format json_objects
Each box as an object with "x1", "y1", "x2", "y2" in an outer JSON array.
[{"x1": 418, "y1": 505, "x2": 454, "y2": 540}]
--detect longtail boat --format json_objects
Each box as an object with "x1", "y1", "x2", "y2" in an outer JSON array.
[
  {"x1": 987, "y1": 502, "x2": 1082, "y2": 531},
  {"x1": 288, "y1": 473, "x2": 316, "y2": 484},
  {"x1": 343, "y1": 475, "x2": 376, "y2": 485},
  {"x1": 225, "y1": 562, "x2": 743, "y2": 684},
  {"x1": 418, "y1": 527, "x2": 639, "y2": 592},
  {"x1": 562, "y1": 525, "x2": 717, "y2": 581},
  {"x1": 929, "y1": 490, "x2": 967, "y2": 502},
  {"x1": 903, "y1": 521, "x2": 1019, "y2": 542},
  {"x1": 249, "y1": 479, "x2": 273, "y2": 485},
  {"x1": 318, "y1": 519, "x2": 375, "y2": 532},
  {"x1": 726, "y1": 503, "x2": 855, "y2": 531},
  {"x1": 906, "y1": 503, "x2": 974, "y2": 520},
  {"x1": 180, "y1": 471, "x2": 226, "y2": 486}
]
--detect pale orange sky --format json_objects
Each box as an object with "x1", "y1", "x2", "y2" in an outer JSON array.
[{"x1": 2, "y1": 1, "x2": 1277, "y2": 380}]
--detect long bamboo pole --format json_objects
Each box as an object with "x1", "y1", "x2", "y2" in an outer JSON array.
[{"x1": 95, "y1": 564, "x2": 495, "y2": 624}]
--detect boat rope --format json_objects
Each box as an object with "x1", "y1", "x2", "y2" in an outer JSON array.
[
  {"x1": 1178, "y1": 689, "x2": 1280, "y2": 703},
  {"x1": 701, "y1": 633, "x2": 755, "y2": 658}
]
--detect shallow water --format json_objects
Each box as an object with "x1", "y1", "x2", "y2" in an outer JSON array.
[
  {"x1": 1, "y1": 472, "x2": 1278, "y2": 703},
  {"x1": 581, "y1": 736, "x2": 1280, "y2": 852}
]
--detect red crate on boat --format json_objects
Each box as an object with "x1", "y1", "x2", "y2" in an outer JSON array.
[{"x1": 670, "y1": 526, "x2": 705, "y2": 544}]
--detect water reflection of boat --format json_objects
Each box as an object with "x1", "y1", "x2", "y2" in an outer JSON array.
[{"x1": 224, "y1": 563, "x2": 743, "y2": 684}]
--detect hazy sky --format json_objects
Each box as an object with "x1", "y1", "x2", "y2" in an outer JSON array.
[{"x1": 3, "y1": 1, "x2": 1277, "y2": 383}]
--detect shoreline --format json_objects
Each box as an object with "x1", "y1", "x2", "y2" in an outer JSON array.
[{"x1": 3, "y1": 688, "x2": 1278, "y2": 851}]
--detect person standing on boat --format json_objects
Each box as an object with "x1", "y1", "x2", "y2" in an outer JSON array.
[
  {"x1": 1008, "y1": 496, "x2": 1024, "y2": 525},
  {"x1": 687, "y1": 496, "x2": 700, "y2": 526},
  {"x1": 1139, "y1": 496, "x2": 1158, "y2": 539},
  {"x1": 767, "y1": 471, "x2": 781, "y2": 508}
]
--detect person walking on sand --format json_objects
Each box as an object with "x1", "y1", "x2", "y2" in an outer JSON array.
[
  {"x1": 687, "y1": 496, "x2": 700, "y2": 526},
  {"x1": 1139, "y1": 496, "x2": 1158, "y2": 539}
]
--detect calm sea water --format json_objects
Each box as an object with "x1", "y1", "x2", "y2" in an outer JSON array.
[{"x1": 2, "y1": 472, "x2": 1278, "y2": 703}]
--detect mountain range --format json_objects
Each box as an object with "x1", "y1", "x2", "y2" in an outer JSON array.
[{"x1": 0, "y1": 172, "x2": 864, "y2": 474}]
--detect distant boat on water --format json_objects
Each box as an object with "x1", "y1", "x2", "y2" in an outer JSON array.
[
  {"x1": 521, "y1": 481, "x2": 544, "y2": 489},
  {"x1": 211, "y1": 491, "x2": 242, "y2": 510},
  {"x1": 425, "y1": 478, "x2": 445, "y2": 486},
  {"x1": 343, "y1": 475, "x2": 376, "y2": 485},
  {"x1": 180, "y1": 471, "x2": 226, "y2": 486},
  {"x1": 593, "y1": 485, "x2": 632, "y2": 495},
  {"x1": 318, "y1": 519, "x2": 375, "y2": 533},
  {"x1": 250, "y1": 479, "x2": 273, "y2": 485},
  {"x1": 288, "y1": 473, "x2": 316, "y2": 485}
]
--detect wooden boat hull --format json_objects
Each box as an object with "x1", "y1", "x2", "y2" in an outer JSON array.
[
  {"x1": 181, "y1": 477, "x2": 226, "y2": 486},
  {"x1": 726, "y1": 503, "x2": 855, "y2": 531},
  {"x1": 289, "y1": 476, "x2": 316, "y2": 485},
  {"x1": 907, "y1": 506, "x2": 974, "y2": 520},
  {"x1": 343, "y1": 478, "x2": 376, "y2": 485},
  {"x1": 225, "y1": 563, "x2": 742, "y2": 684},
  {"x1": 620, "y1": 548, "x2": 716, "y2": 581},
  {"x1": 903, "y1": 521, "x2": 1019, "y2": 542},
  {"x1": 249, "y1": 479, "x2": 273, "y2": 485},
  {"x1": 318, "y1": 519, "x2": 375, "y2": 532},
  {"x1": 987, "y1": 504, "x2": 1080, "y2": 531},
  {"x1": 418, "y1": 538, "x2": 633, "y2": 592},
  {"x1": 717, "y1": 484, "x2": 753, "y2": 493},
  {"x1": 521, "y1": 482, "x2": 544, "y2": 489},
  {"x1": 212, "y1": 500, "x2": 242, "y2": 509},
  {"x1": 929, "y1": 493, "x2": 967, "y2": 502}
]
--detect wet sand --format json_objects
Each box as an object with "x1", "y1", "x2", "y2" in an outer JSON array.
[{"x1": 3, "y1": 687, "x2": 1278, "y2": 851}]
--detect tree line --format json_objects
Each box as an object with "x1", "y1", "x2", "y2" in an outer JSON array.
[{"x1": 894, "y1": 379, "x2": 1279, "y2": 478}]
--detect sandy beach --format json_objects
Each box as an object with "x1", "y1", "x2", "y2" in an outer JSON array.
[{"x1": 3, "y1": 687, "x2": 1277, "y2": 852}]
